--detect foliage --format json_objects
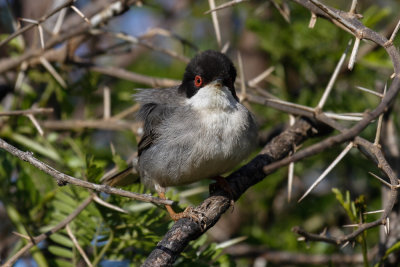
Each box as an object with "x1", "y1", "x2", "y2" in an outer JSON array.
[{"x1": 1, "y1": 0, "x2": 400, "y2": 266}]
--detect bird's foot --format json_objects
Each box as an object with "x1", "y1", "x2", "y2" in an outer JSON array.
[
  {"x1": 157, "y1": 190, "x2": 206, "y2": 229},
  {"x1": 169, "y1": 206, "x2": 197, "y2": 221},
  {"x1": 210, "y1": 176, "x2": 235, "y2": 207}
]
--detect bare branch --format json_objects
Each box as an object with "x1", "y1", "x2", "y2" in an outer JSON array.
[
  {"x1": 0, "y1": 108, "x2": 53, "y2": 116},
  {"x1": 66, "y1": 224, "x2": 93, "y2": 267}
]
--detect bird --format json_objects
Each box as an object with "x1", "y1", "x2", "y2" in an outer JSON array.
[{"x1": 105, "y1": 50, "x2": 258, "y2": 221}]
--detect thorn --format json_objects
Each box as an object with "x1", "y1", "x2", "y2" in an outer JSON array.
[
  {"x1": 208, "y1": 0, "x2": 222, "y2": 47},
  {"x1": 308, "y1": 12, "x2": 317, "y2": 28},
  {"x1": 288, "y1": 116, "x2": 296, "y2": 202},
  {"x1": 19, "y1": 18, "x2": 38, "y2": 24},
  {"x1": 237, "y1": 52, "x2": 247, "y2": 102},
  {"x1": 363, "y1": 209, "x2": 384, "y2": 215},
  {"x1": 93, "y1": 194, "x2": 128, "y2": 213},
  {"x1": 389, "y1": 18, "x2": 400, "y2": 43},
  {"x1": 355, "y1": 86, "x2": 384, "y2": 98},
  {"x1": 103, "y1": 86, "x2": 111, "y2": 119},
  {"x1": 27, "y1": 114, "x2": 44, "y2": 136},
  {"x1": 37, "y1": 24, "x2": 45, "y2": 49},
  {"x1": 341, "y1": 241, "x2": 350, "y2": 249},
  {"x1": 39, "y1": 57, "x2": 67, "y2": 88},
  {"x1": 53, "y1": 8, "x2": 67, "y2": 35},
  {"x1": 264, "y1": 98, "x2": 315, "y2": 113},
  {"x1": 368, "y1": 172, "x2": 392, "y2": 188},
  {"x1": 342, "y1": 224, "x2": 359, "y2": 228},
  {"x1": 12, "y1": 231, "x2": 30, "y2": 240},
  {"x1": 298, "y1": 142, "x2": 353, "y2": 203},
  {"x1": 374, "y1": 83, "x2": 387, "y2": 145},
  {"x1": 324, "y1": 112, "x2": 363, "y2": 121},
  {"x1": 204, "y1": 0, "x2": 249, "y2": 14},
  {"x1": 248, "y1": 66, "x2": 275, "y2": 87},
  {"x1": 15, "y1": 61, "x2": 28, "y2": 91},
  {"x1": 221, "y1": 41, "x2": 230, "y2": 53},
  {"x1": 348, "y1": 37, "x2": 360, "y2": 70},
  {"x1": 386, "y1": 217, "x2": 390, "y2": 235},
  {"x1": 317, "y1": 39, "x2": 352, "y2": 109},
  {"x1": 349, "y1": 0, "x2": 358, "y2": 14},
  {"x1": 70, "y1": 5, "x2": 91, "y2": 24},
  {"x1": 320, "y1": 227, "x2": 327, "y2": 236}
]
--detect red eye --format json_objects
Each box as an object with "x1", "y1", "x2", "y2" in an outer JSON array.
[{"x1": 194, "y1": 75, "x2": 203, "y2": 87}]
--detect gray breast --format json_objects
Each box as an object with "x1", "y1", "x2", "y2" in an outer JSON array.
[{"x1": 139, "y1": 102, "x2": 257, "y2": 190}]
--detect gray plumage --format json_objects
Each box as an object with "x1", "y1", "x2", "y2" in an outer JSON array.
[{"x1": 135, "y1": 78, "x2": 257, "y2": 193}]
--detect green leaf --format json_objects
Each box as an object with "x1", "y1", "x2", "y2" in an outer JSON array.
[
  {"x1": 112, "y1": 153, "x2": 129, "y2": 170},
  {"x1": 383, "y1": 241, "x2": 400, "y2": 260},
  {"x1": 48, "y1": 245, "x2": 74, "y2": 258},
  {"x1": 50, "y1": 233, "x2": 74, "y2": 248},
  {"x1": 85, "y1": 155, "x2": 104, "y2": 183},
  {"x1": 9, "y1": 133, "x2": 61, "y2": 162}
]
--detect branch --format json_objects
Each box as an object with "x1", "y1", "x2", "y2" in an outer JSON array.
[
  {"x1": 0, "y1": 138, "x2": 172, "y2": 206},
  {"x1": 41, "y1": 119, "x2": 140, "y2": 131},
  {"x1": 0, "y1": 108, "x2": 53, "y2": 116}
]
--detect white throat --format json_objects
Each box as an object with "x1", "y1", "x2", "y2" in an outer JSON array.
[{"x1": 186, "y1": 84, "x2": 238, "y2": 111}]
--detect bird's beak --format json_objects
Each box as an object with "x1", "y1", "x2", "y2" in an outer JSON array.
[{"x1": 209, "y1": 79, "x2": 223, "y2": 89}]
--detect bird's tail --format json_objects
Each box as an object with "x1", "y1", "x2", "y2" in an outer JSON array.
[{"x1": 101, "y1": 159, "x2": 140, "y2": 187}]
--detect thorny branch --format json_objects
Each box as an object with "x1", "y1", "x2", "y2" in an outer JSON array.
[
  {"x1": 1, "y1": 0, "x2": 400, "y2": 266},
  {"x1": 143, "y1": 0, "x2": 400, "y2": 265}
]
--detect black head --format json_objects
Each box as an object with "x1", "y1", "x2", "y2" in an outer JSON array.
[{"x1": 178, "y1": 50, "x2": 238, "y2": 101}]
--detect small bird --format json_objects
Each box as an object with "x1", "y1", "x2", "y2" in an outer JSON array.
[{"x1": 107, "y1": 50, "x2": 257, "y2": 220}]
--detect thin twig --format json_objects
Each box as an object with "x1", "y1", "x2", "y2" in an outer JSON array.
[
  {"x1": 3, "y1": 195, "x2": 94, "y2": 267},
  {"x1": 66, "y1": 224, "x2": 93, "y2": 267},
  {"x1": 0, "y1": 108, "x2": 53, "y2": 116},
  {"x1": 0, "y1": 138, "x2": 173, "y2": 206}
]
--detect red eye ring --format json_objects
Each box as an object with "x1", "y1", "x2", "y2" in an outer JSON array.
[{"x1": 194, "y1": 75, "x2": 203, "y2": 87}]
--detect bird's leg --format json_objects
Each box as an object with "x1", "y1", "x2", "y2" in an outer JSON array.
[
  {"x1": 157, "y1": 191, "x2": 199, "y2": 222},
  {"x1": 210, "y1": 176, "x2": 234, "y2": 206}
]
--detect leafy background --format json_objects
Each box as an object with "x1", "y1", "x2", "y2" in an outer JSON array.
[{"x1": 1, "y1": 0, "x2": 400, "y2": 266}]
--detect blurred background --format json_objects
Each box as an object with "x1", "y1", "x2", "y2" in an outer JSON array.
[{"x1": 0, "y1": 0, "x2": 400, "y2": 266}]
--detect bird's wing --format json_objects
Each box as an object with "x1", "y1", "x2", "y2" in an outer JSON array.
[{"x1": 134, "y1": 87, "x2": 183, "y2": 156}]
